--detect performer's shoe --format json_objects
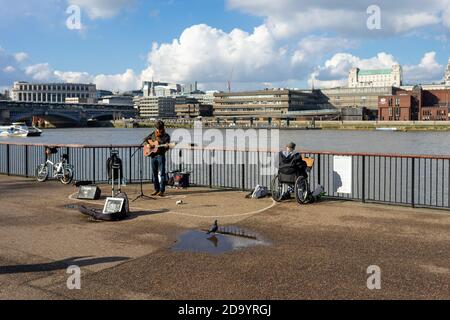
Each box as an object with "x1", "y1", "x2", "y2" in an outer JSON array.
[
  {"x1": 151, "y1": 191, "x2": 159, "y2": 196},
  {"x1": 157, "y1": 192, "x2": 165, "y2": 197}
]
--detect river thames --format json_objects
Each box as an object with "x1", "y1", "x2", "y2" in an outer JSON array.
[{"x1": 1, "y1": 128, "x2": 450, "y2": 156}]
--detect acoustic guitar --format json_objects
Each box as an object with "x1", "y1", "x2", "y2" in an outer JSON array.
[{"x1": 144, "y1": 140, "x2": 177, "y2": 157}]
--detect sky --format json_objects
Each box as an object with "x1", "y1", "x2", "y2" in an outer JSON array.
[{"x1": 0, "y1": 0, "x2": 450, "y2": 92}]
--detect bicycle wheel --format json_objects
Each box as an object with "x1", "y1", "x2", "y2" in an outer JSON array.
[
  {"x1": 36, "y1": 164, "x2": 49, "y2": 182},
  {"x1": 60, "y1": 168, "x2": 73, "y2": 185}
]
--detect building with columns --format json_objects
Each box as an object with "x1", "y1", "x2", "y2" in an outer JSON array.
[
  {"x1": 348, "y1": 64, "x2": 402, "y2": 88},
  {"x1": 11, "y1": 81, "x2": 97, "y2": 103}
]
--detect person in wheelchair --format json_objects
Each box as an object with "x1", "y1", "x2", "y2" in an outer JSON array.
[{"x1": 278, "y1": 142, "x2": 309, "y2": 200}]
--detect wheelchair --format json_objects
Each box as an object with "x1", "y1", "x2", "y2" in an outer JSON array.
[{"x1": 271, "y1": 157, "x2": 315, "y2": 204}]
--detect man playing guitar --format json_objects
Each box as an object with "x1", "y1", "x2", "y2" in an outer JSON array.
[{"x1": 144, "y1": 120, "x2": 171, "y2": 197}]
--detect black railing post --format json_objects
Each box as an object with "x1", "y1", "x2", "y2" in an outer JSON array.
[
  {"x1": 242, "y1": 163, "x2": 246, "y2": 191},
  {"x1": 25, "y1": 145, "x2": 29, "y2": 178},
  {"x1": 6, "y1": 144, "x2": 10, "y2": 176},
  {"x1": 411, "y1": 157, "x2": 415, "y2": 208},
  {"x1": 362, "y1": 155, "x2": 366, "y2": 203},
  {"x1": 92, "y1": 148, "x2": 96, "y2": 184},
  {"x1": 209, "y1": 151, "x2": 213, "y2": 188},
  {"x1": 128, "y1": 147, "x2": 132, "y2": 183},
  {"x1": 209, "y1": 164, "x2": 213, "y2": 188},
  {"x1": 179, "y1": 149, "x2": 183, "y2": 172},
  {"x1": 317, "y1": 154, "x2": 321, "y2": 186}
]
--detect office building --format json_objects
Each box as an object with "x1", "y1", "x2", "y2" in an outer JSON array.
[
  {"x1": 349, "y1": 65, "x2": 402, "y2": 88},
  {"x1": 213, "y1": 89, "x2": 333, "y2": 118},
  {"x1": 320, "y1": 86, "x2": 395, "y2": 114},
  {"x1": 65, "y1": 97, "x2": 96, "y2": 104},
  {"x1": 12, "y1": 81, "x2": 97, "y2": 103},
  {"x1": 142, "y1": 81, "x2": 182, "y2": 97},
  {"x1": 97, "y1": 90, "x2": 113, "y2": 99},
  {"x1": 134, "y1": 96, "x2": 176, "y2": 119},
  {"x1": 182, "y1": 82, "x2": 199, "y2": 94},
  {"x1": 175, "y1": 96, "x2": 213, "y2": 118},
  {"x1": 99, "y1": 95, "x2": 134, "y2": 107}
]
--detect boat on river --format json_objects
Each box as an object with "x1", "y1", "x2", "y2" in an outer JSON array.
[{"x1": 0, "y1": 123, "x2": 43, "y2": 137}]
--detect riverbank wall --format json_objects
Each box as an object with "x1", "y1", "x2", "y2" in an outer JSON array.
[{"x1": 113, "y1": 119, "x2": 450, "y2": 131}]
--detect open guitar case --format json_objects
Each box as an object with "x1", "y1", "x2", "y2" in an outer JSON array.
[{"x1": 78, "y1": 193, "x2": 130, "y2": 222}]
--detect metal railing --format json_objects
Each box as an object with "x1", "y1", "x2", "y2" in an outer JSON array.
[{"x1": 1, "y1": 141, "x2": 449, "y2": 211}]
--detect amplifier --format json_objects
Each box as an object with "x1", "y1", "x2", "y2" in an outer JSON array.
[{"x1": 77, "y1": 185, "x2": 102, "y2": 200}]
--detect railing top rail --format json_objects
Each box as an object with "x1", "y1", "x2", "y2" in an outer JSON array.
[{"x1": 1, "y1": 141, "x2": 449, "y2": 160}]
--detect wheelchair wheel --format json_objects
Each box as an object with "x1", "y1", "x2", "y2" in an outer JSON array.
[
  {"x1": 295, "y1": 176, "x2": 310, "y2": 204},
  {"x1": 271, "y1": 175, "x2": 287, "y2": 202}
]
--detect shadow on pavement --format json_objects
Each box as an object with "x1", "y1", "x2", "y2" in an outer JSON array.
[
  {"x1": 126, "y1": 209, "x2": 170, "y2": 220},
  {"x1": 0, "y1": 256, "x2": 130, "y2": 274}
]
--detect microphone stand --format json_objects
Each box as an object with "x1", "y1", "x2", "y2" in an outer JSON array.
[{"x1": 131, "y1": 139, "x2": 155, "y2": 202}]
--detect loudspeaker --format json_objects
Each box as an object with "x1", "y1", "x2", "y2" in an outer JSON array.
[{"x1": 77, "y1": 186, "x2": 101, "y2": 200}]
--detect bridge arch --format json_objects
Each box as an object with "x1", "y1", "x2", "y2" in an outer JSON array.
[{"x1": 11, "y1": 111, "x2": 83, "y2": 126}]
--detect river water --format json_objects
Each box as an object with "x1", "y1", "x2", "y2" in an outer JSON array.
[{"x1": 1, "y1": 128, "x2": 449, "y2": 156}]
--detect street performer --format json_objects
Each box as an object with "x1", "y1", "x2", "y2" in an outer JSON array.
[{"x1": 144, "y1": 120, "x2": 171, "y2": 197}]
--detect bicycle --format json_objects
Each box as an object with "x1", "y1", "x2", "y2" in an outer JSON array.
[{"x1": 36, "y1": 147, "x2": 74, "y2": 185}]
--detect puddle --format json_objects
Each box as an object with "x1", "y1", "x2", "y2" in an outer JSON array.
[{"x1": 172, "y1": 227, "x2": 268, "y2": 255}]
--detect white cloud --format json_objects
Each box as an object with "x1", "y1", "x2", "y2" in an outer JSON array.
[
  {"x1": 443, "y1": 4, "x2": 450, "y2": 29},
  {"x1": 3, "y1": 66, "x2": 16, "y2": 73},
  {"x1": 392, "y1": 13, "x2": 441, "y2": 33},
  {"x1": 292, "y1": 36, "x2": 354, "y2": 65},
  {"x1": 311, "y1": 52, "x2": 398, "y2": 85},
  {"x1": 310, "y1": 51, "x2": 445, "y2": 88},
  {"x1": 25, "y1": 63, "x2": 54, "y2": 81},
  {"x1": 14, "y1": 52, "x2": 28, "y2": 63},
  {"x1": 141, "y1": 24, "x2": 292, "y2": 84},
  {"x1": 46, "y1": 68, "x2": 140, "y2": 91},
  {"x1": 67, "y1": 0, "x2": 135, "y2": 19},
  {"x1": 53, "y1": 70, "x2": 93, "y2": 84},
  {"x1": 227, "y1": 0, "x2": 450, "y2": 37},
  {"x1": 403, "y1": 52, "x2": 444, "y2": 83},
  {"x1": 140, "y1": 24, "x2": 356, "y2": 90},
  {"x1": 92, "y1": 69, "x2": 140, "y2": 91}
]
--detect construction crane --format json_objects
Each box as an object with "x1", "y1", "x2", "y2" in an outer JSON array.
[{"x1": 227, "y1": 66, "x2": 234, "y2": 93}]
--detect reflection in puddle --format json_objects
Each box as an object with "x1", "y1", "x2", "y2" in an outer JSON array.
[{"x1": 172, "y1": 229, "x2": 268, "y2": 254}]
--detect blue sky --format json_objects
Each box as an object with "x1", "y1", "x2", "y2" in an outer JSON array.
[{"x1": 0, "y1": 0, "x2": 449, "y2": 91}]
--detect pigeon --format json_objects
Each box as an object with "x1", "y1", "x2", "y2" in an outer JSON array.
[{"x1": 207, "y1": 220, "x2": 219, "y2": 234}]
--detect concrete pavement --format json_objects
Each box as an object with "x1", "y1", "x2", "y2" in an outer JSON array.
[{"x1": 0, "y1": 175, "x2": 449, "y2": 300}]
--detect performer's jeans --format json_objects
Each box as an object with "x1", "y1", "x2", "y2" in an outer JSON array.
[{"x1": 151, "y1": 155, "x2": 166, "y2": 193}]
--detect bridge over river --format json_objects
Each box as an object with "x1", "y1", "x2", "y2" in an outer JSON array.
[{"x1": 0, "y1": 100, "x2": 137, "y2": 126}]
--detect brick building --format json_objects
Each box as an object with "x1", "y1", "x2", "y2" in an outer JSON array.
[{"x1": 378, "y1": 86, "x2": 450, "y2": 121}]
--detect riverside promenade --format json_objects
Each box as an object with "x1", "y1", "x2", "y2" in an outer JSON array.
[{"x1": 0, "y1": 175, "x2": 449, "y2": 300}]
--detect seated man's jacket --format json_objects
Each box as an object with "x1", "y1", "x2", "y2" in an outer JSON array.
[{"x1": 279, "y1": 152, "x2": 308, "y2": 178}]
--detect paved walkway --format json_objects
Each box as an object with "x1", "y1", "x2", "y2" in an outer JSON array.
[{"x1": 0, "y1": 175, "x2": 449, "y2": 300}]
